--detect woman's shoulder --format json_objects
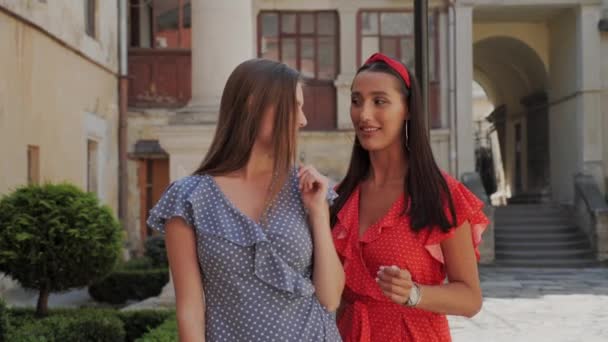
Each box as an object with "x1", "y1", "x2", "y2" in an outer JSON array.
[
  {"x1": 167, "y1": 174, "x2": 209, "y2": 197},
  {"x1": 439, "y1": 170, "x2": 460, "y2": 188},
  {"x1": 147, "y1": 174, "x2": 207, "y2": 232},
  {"x1": 438, "y1": 170, "x2": 485, "y2": 205}
]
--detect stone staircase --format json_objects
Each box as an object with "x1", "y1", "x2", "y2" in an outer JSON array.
[{"x1": 494, "y1": 204, "x2": 597, "y2": 267}]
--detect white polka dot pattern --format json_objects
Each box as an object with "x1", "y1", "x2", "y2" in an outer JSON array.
[
  {"x1": 331, "y1": 172, "x2": 489, "y2": 341},
  {"x1": 147, "y1": 169, "x2": 341, "y2": 341}
]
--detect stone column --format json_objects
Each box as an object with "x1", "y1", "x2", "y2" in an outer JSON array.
[
  {"x1": 335, "y1": 6, "x2": 358, "y2": 130},
  {"x1": 578, "y1": 4, "x2": 605, "y2": 193},
  {"x1": 453, "y1": 4, "x2": 475, "y2": 176},
  {"x1": 603, "y1": 0, "x2": 608, "y2": 194},
  {"x1": 175, "y1": 0, "x2": 254, "y2": 124},
  {"x1": 156, "y1": 0, "x2": 255, "y2": 301}
]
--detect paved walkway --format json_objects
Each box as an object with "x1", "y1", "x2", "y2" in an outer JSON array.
[
  {"x1": 1, "y1": 286, "x2": 96, "y2": 308},
  {"x1": 4, "y1": 267, "x2": 608, "y2": 341},
  {"x1": 449, "y1": 266, "x2": 608, "y2": 342}
]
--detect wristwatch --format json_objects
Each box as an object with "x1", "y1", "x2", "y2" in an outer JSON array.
[{"x1": 405, "y1": 283, "x2": 421, "y2": 307}]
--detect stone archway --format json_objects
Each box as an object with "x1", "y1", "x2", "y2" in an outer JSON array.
[{"x1": 473, "y1": 36, "x2": 549, "y2": 201}]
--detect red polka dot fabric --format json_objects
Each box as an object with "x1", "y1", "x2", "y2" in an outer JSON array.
[{"x1": 332, "y1": 173, "x2": 488, "y2": 342}]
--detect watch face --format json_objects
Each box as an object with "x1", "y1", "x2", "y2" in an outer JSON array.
[{"x1": 409, "y1": 285, "x2": 420, "y2": 305}]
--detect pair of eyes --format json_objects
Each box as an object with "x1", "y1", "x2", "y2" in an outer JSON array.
[{"x1": 351, "y1": 97, "x2": 390, "y2": 106}]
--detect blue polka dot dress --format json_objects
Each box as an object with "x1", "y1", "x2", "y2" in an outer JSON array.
[{"x1": 147, "y1": 169, "x2": 342, "y2": 341}]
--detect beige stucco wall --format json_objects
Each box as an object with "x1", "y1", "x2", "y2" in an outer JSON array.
[
  {"x1": 470, "y1": 16, "x2": 606, "y2": 202},
  {"x1": 0, "y1": 10, "x2": 119, "y2": 210},
  {"x1": 473, "y1": 23, "x2": 549, "y2": 67},
  {"x1": 472, "y1": 4, "x2": 605, "y2": 203},
  {"x1": 0, "y1": 0, "x2": 118, "y2": 73},
  {"x1": 473, "y1": 22, "x2": 551, "y2": 197},
  {"x1": 252, "y1": 0, "x2": 454, "y2": 174}
]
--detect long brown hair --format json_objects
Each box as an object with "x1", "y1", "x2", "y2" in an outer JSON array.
[
  {"x1": 193, "y1": 59, "x2": 300, "y2": 197},
  {"x1": 330, "y1": 61, "x2": 457, "y2": 232}
]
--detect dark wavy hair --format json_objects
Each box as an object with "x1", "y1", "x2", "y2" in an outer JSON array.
[{"x1": 330, "y1": 61, "x2": 457, "y2": 232}]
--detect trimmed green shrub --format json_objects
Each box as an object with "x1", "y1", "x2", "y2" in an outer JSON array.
[
  {"x1": 0, "y1": 183, "x2": 123, "y2": 316},
  {"x1": 5, "y1": 308, "x2": 172, "y2": 342},
  {"x1": 0, "y1": 298, "x2": 9, "y2": 342},
  {"x1": 89, "y1": 268, "x2": 169, "y2": 305},
  {"x1": 120, "y1": 257, "x2": 155, "y2": 271},
  {"x1": 145, "y1": 235, "x2": 167, "y2": 267},
  {"x1": 117, "y1": 310, "x2": 174, "y2": 342},
  {"x1": 5, "y1": 308, "x2": 117, "y2": 332},
  {"x1": 135, "y1": 316, "x2": 178, "y2": 342},
  {"x1": 4, "y1": 306, "x2": 39, "y2": 330},
  {"x1": 8, "y1": 310, "x2": 125, "y2": 342}
]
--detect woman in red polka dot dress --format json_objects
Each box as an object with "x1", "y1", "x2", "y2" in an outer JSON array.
[{"x1": 330, "y1": 53, "x2": 488, "y2": 342}]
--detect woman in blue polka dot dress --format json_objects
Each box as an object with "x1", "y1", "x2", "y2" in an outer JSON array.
[{"x1": 147, "y1": 59, "x2": 344, "y2": 341}]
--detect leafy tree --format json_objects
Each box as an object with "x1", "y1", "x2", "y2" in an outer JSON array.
[{"x1": 0, "y1": 184, "x2": 123, "y2": 316}]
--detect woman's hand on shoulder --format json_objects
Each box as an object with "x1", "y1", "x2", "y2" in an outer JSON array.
[{"x1": 298, "y1": 164, "x2": 330, "y2": 215}]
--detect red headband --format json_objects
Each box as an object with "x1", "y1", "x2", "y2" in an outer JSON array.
[{"x1": 364, "y1": 53, "x2": 411, "y2": 89}]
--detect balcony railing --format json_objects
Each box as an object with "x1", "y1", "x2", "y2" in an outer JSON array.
[{"x1": 128, "y1": 48, "x2": 191, "y2": 108}]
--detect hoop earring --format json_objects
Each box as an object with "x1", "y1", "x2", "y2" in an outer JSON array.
[{"x1": 405, "y1": 120, "x2": 410, "y2": 151}]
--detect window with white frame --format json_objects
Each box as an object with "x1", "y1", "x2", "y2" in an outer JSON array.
[
  {"x1": 359, "y1": 9, "x2": 443, "y2": 128},
  {"x1": 359, "y1": 10, "x2": 438, "y2": 81},
  {"x1": 84, "y1": 112, "x2": 107, "y2": 200},
  {"x1": 85, "y1": 0, "x2": 96, "y2": 38},
  {"x1": 87, "y1": 139, "x2": 99, "y2": 194},
  {"x1": 258, "y1": 11, "x2": 339, "y2": 80},
  {"x1": 27, "y1": 145, "x2": 40, "y2": 185}
]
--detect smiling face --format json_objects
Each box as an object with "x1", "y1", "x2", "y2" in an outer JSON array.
[{"x1": 350, "y1": 70, "x2": 409, "y2": 153}]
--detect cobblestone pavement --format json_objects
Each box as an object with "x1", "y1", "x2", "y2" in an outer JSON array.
[
  {"x1": 449, "y1": 266, "x2": 608, "y2": 342},
  {"x1": 4, "y1": 266, "x2": 608, "y2": 341}
]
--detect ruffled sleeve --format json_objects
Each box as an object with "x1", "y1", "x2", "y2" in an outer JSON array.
[
  {"x1": 146, "y1": 176, "x2": 201, "y2": 233},
  {"x1": 424, "y1": 174, "x2": 489, "y2": 264}
]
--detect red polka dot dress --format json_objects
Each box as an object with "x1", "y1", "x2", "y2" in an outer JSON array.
[{"x1": 331, "y1": 174, "x2": 488, "y2": 342}]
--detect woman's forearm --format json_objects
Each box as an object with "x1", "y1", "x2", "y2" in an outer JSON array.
[
  {"x1": 415, "y1": 282, "x2": 482, "y2": 317},
  {"x1": 415, "y1": 222, "x2": 483, "y2": 317},
  {"x1": 176, "y1": 307, "x2": 206, "y2": 342},
  {"x1": 166, "y1": 218, "x2": 207, "y2": 341},
  {"x1": 309, "y1": 207, "x2": 345, "y2": 311}
]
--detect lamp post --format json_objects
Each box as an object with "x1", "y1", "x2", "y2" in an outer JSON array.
[{"x1": 414, "y1": 0, "x2": 430, "y2": 132}]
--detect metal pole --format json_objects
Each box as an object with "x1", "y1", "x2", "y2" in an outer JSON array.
[
  {"x1": 118, "y1": 0, "x2": 129, "y2": 226},
  {"x1": 414, "y1": 0, "x2": 430, "y2": 132}
]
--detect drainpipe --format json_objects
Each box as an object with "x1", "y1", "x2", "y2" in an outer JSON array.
[
  {"x1": 118, "y1": 0, "x2": 129, "y2": 230},
  {"x1": 447, "y1": 0, "x2": 458, "y2": 176},
  {"x1": 414, "y1": 0, "x2": 430, "y2": 132},
  {"x1": 600, "y1": 0, "x2": 608, "y2": 31}
]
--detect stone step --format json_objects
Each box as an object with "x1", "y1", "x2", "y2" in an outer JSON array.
[
  {"x1": 495, "y1": 224, "x2": 578, "y2": 234},
  {"x1": 495, "y1": 216, "x2": 573, "y2": 225},
  {"x1": 495, "y1": 238, "x2": 591, "y2": 251},
  {"x1": 496, "y1": 204, "x2": 571, "y2": 212},
  {"x1": 495, "y1": 213, "x2": 565, "y2": 218},
  {"x1": 492, "y1": 203, "x2": 597, "y2": 268},
  {"x1": 495, "y1": 231, "x2": 583, "y2": 242},
  {"x1": 496, "y1": 249, "x2": 594, "y2": 259},
  {"x1": 494, "y1": 205, "x2": 569, "y2": 215},
  {"x1": 494, "y1": 210, "x2": 571, "y2": 219},
  {"x1": 495, "y1": 258, "x2": 599, "y2": 268},
  {"x1": 507, "y1": 193, "x2": 553, "y2": 204}
]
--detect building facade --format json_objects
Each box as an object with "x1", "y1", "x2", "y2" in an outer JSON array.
[
  {"x1": 0, "y1": 0, "x2": 121, "y2": 292},
  {"x1": 122, "y1": 0, "x2": 608, "y2": 260},
  {"x1": 0, "y1": 0, "x2": 120, "y2": 216}
]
